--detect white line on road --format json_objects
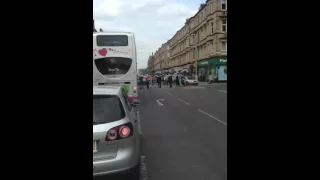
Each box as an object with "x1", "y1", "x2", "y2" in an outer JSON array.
[
  {"x1": 166, "y1": 92, "x2": 173, "y2": 96},
  {"x1": 177, "y1": 98, "x2": 190, "y2": 105},
  {"x1": 136, "y1": 111, "x2": 142, "y2": 135},
  {"x1": 197, "y1": 109, "x2": 227, "y2": 126},
  {"x1": 218, "y1": 90, "x2": 227, "y2": 93},
  {"x1": 140, "y1": 156, "x2": 148, "y2": 179},
  {"x1": 156, "y1": 99, "x2": 164, "y2": 106}
]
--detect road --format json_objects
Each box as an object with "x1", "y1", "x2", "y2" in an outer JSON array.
[
  {"x1": 138, "y1": 83, "x2": 227, "y2": 180},
  {"x1": 94, "y1": 83, "x2": 227, "y2": 180}
]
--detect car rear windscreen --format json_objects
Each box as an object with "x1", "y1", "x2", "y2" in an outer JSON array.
[
  {"x1": 97, "y1": 35, "x2": 128, "y2": 46},
  {"x1": 93, "y1": 95, "x2": 125, "y2": 124},
  {"x1": 95, "y1": 57, "x2": 132, "y2": 75}
]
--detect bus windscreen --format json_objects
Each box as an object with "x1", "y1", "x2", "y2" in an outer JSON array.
[{"x1": 97, "y1": 35, "x2": 128, "y2": 46}]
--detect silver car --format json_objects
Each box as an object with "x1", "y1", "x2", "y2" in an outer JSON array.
[
  {"x1": 184, "y1": 76, "x2": 199, "y2": 85},
  {"x1": 93, "y1": 86, "x2": 141, "y2": 177}
]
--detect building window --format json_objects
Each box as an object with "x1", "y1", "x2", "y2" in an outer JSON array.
[
  {"x1": 222, "y1": 0, "x2": 227, "y2": 10},
  {"x1": 222, "y1": 20, "x2": 227, "y2": 32},
  {"x1": 204, "y1": 45, "x2": 206, "y2": 57},
  {"x1": 211, "y1": 22, "x2": 214, "y2": 34},
  {"x1": 211, "y1": 2, "x2": 214, "y2": 13},
  {"x1": 221, "y1": 42, "x2": 227, "y2": 54}
]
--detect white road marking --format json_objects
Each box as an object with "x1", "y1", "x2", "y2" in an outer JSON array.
[
  {"x1": 156, "y1": 99, "x2": 164, "y2": 106},
  {"x1": 218, "y1": 90, "x2": 227, "y2": 93},
  {"x1": 177, "y1": 98, "x2": 190, "y2": 105},
  {"x1": 136, "y1": 111, "x2": 142, "y2": 135},
  {"x1": 140, "y1": 156, "x2": 148, "y2": 179},
  {"x1": 197, "y1": 109, "x2": 227, "y2": 126},
  {"x1": 166, "y1": 92, "x2": 173, "y2": 96}
]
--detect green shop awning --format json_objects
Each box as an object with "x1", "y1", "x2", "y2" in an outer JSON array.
[{"x1": 197, "y1": 57, "x2": 227, "y2": 68}]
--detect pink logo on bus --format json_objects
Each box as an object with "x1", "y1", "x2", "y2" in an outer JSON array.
[{"x1": 98, "y1": 48, "x2": 107, "y2": 56}]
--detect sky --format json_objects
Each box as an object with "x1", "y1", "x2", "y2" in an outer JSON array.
[{"x1": 93, "y1": 0, "x2": 204, "y2": 69}]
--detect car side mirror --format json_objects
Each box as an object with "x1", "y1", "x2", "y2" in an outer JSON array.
[{"x1": 131, "y1": 99, "x2": 140, "y2": 106}]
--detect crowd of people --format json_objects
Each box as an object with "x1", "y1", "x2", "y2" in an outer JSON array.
[{"x1": 138, "y1": 73, "x2": 191, "y2": 90}]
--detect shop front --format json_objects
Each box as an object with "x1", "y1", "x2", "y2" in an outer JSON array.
[{"x1": 197, "y1": 57, "x2": 227, "y2": 82}]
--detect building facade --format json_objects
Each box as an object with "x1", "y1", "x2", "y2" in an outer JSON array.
[
  {"x1": 153, "y1": 48, "x2": 161, "y2": 71},
  {"x1": 147, "y1": 0, "x2": 227, "y2": 81},
  {"x1": 147, "y1": 52, "x2": 154, "y2": 74}
]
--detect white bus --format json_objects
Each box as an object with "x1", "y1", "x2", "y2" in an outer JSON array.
[{"x1": 93, "y1": 31, "x2": 139, "y2": 103}]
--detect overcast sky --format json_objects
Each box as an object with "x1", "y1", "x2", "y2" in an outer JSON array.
[{"x1": 93, "y1": 0, "x2": 203, "y2": 69}]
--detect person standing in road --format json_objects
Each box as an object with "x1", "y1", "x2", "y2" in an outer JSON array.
[
  {"x1": 145, "y1": 74, "x2": 151, "y2": 89},
  {"x1": 168, "y1": 74, "x2": 173, "y2": 88},
  {"x1": 161, "y1": 75, "x2": 164, "y2": 86},
  {"x1": 157, "y1": 75, "x2": 162, "y2": 88},
  {"x1": 182, "y1": 76, "x2": 186, "y2": 86},
  {"x1": 215, "y1": 73, "x2": 219, "y2": 84},
  {"x1": 176, "y1": 75, "x2": 179, "y2": 86},
  {"x1": 139, "y1": 75, "x2": 143, "y2": 89},
  {"x1": 178, "y1": 75, "x2": 182, "y2": 86},
  {"x1": 151, "y1": 75, "x2": 154, "y2": 85}
]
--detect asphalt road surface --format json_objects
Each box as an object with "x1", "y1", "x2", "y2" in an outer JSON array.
[{"x1": 94, "y1": 83, "x2": 227, "y2": 180}]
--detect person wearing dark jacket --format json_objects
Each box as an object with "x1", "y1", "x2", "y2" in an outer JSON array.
[
  {"x1": 139, "y1": 76, "x2": 144, "y2": 89},
  {"x1": 157, "y1": 76, "x2": 162, "y2": 88},
  {"x1": 168, "y1": 75, "x2": 173, "y2": 88},
  {"x1": 176, "y1": 75, "x2": 179, "y2": 86}
]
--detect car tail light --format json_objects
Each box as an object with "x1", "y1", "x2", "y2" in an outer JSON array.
[
  {"x1": 107, "y1": 129, "x2": 117, "y2": 140},
  {"x1": 119, "y1": 126, "x2": 131, "y2": 138},
  {"x1": 105, "y1": 122, "x2": 134, "y2": 141}
]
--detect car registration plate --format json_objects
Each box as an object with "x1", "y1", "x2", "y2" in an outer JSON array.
[{"x1": 93, "y1": 141, "x2": 97, "y2": 153}]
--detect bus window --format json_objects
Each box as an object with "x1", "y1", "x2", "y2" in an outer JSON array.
[
  {"x1": 94, "y1": 57, "x2": 132, "y2": 75},
  {"x1": 97, "y1": 35, "x2": 128, "y2": 46}
]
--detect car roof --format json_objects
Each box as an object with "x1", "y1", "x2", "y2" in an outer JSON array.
[{"x1": 93, "y1": 86, "x2": 122, "y2": 95}]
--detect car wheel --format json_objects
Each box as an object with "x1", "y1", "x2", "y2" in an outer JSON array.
[{"x1": 186, "y1": 82, "x2": 189, "y2": 85}]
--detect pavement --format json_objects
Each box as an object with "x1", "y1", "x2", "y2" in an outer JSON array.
[{"x1": 94, "y1": 83, "x2": 227, "y2": 180}]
